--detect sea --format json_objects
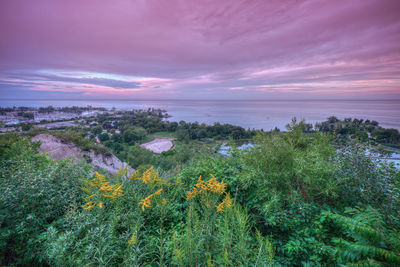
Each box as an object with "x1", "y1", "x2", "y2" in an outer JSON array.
[{"x1": 1, "y1": 99, "x2": 399, "y2": 131}]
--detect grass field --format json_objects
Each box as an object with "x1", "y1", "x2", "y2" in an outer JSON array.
[
  {"x1": 138, "y1": 135, "x2": 155, "y2": 144},
  {"x1": 150, "y1": 131, "x2": 177, "y2": 138}
]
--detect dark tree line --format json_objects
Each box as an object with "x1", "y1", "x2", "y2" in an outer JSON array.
[{"x1": 315, "y1": 116, "x2": 400, "y2": 145}]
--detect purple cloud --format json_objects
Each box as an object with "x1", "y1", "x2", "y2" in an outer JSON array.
[{"x1": 0, "y1": 0, "x2": 399, "y2": 99}]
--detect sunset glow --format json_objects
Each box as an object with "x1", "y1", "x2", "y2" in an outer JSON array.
[{"x1": 1, "y1": 0, "x2": 399, "y2": 99}]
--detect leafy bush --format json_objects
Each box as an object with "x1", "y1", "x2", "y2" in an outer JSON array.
[
  {"x1": 237, "y1": 121, "x2": 338, "y2": 215},
  {"x1": 1, "y1": 117, "x2": 399, "y2": 266},
  {"x1": 98, "y1": 132, "x2": 110, "y2": 142},
  {"x1": 0, "y1": 139, "x2": 91, "y2": 265},
  {"x1": 123, "y1": 126, "x2": 147, "y2": 145},
  {"x1": 328, "y1": 206, "x2": 400, "y2": 266},
  {"x1": 52, "y1": 129, "x2": 110, "y2": 155},
  {"x1": 127, "y1": 145, "x2": 155, "y2": 169},
  {"x1": 91, "y1": 125, "x2": 103, "y2": 135},
  {"x1": 335, "y1": 143, "x2": 400, "y2": 215},
  {"x1": 264, "y1": 203, "x2": 337, "y2": 265}
]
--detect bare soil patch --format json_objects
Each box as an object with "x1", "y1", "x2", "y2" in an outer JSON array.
[{"x1": 140, "y1": 137, "x2": 175, "y2": 154}]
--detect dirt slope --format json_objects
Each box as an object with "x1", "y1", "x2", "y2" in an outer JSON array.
[{"x1": 32, "y1": 134, "x2": 134, "y2": 175}]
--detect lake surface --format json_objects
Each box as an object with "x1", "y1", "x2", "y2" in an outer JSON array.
[{"x1": 1, "y1": 99, "x2": 399, "y2": 130}]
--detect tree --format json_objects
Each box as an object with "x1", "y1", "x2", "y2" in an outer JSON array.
[
  {"x1": 231, "y1": 127, "x2": 246, "y2": 139},
  {"x1": 21, "y1": 123, "x2": 33, "y2": 131},
  {"x1": 176, "y1": 129, "x2": 190, "y2": 141},
  {"x1": 111, "y1": 133, "x2": 123, "y2": 143},
  {"x1": 327, "y1": 116, "x2": 339, "y2": 123},
  {"x1": 21, "y1": 112, "x2": 34, "y2": 120},
  {"x1": 91, "y1": 125, "x2": 103, "y2": 136},
  {"x1": 127, "y1": 145, "x2": 154, "y2": 168},
  {"x1": 98, "y1": 133, "x2": 109, "y2": 142},
  {"x1": 123, "y1": 126, "x2": 147, "y2": 145}
]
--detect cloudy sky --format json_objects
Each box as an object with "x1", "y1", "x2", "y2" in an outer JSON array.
[{"x1": 1, "y1": 0, "x2": 399, "y2": 100}]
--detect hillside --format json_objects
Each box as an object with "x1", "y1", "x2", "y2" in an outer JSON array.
[
  {"x1": 32, "y1": 134, "x2": 134, "y2": 175},
  {"x1": 1, "y1": 119, "x2": 399, "y2": 266}
]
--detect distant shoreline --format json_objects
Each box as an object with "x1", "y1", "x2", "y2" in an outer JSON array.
[
  {"x1": 2, "y1": 98, "x2": 400, "y2": 102},
  {"x1": 1, "y1": 100, "x2": 399, "y2": 131}
]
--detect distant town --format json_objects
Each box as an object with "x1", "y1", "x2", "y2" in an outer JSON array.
[{"x1": 0, "y1": 106, "x2": 169, "y2": 133}]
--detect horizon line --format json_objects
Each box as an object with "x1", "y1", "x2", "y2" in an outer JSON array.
[{"x1": 1, "y1": 98, "x2": 400, "y2": 102}]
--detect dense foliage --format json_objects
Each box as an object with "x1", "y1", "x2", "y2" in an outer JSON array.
[
  {"x1": 0, "y1": 137, "x2": 91, "y2": 265},
  {"x1": 0, "y1": 117, "x2": 399, "y2": 266},
  {"x1": 316, "y1": 116, "x2": 400, "y2": 146}
]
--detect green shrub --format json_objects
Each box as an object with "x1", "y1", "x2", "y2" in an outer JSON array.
[
  {"x1": 335, "y1": 143, "x2": 400, "y2": 215},
  {"x1": 237, "y1": 124, "x2": 338, "y2": 215},
  {"x1": 0, "y1": 139, "x2": 91, "y2": 265},
  {"x1": 128, "y1": 145, "x2": 155, "y2": 169},
  {"x1": 328, "y1": 206, "x2": 400, "y2": 266},
  {"x1": 264, "y1": 203, "x2": 337, "y2": 265}
]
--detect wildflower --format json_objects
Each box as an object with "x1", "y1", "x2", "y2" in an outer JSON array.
[
  {"x1": 142, "y1": 171, "x2": 151, "y2": 184},
  {"x1": 139, "y1": 195, "x2": 152, "y2": 211},
  {"x1": 113, "y1": 184, "x2": 124, "y2": 197},
  {"x1": 154, "y1": 188, "x2": 163, "y2": 195},
  {"x1": 102, "y1": 184, "x2": 124, "y2": 199},
  {"x1": 216, "y1": 202, "x2": 224, "y2": 213},
  {"x1": 129, "y1": 170, "x2": 141, "y2": 181},
  {"x1": 216, "y1": 194, "x2": 232, "y2": 213},
  {"x1": 99, "y1": 183, "x2": 117, "y2": 192},
  {"x1": 80, "y1": 173, "x2": 123, "y2": 210},
  {"x1": 128, "y1": 233, "x2": 137, "y2": 245},
  {"x1": 207, "y1": 174, "x2": 226, "y2": 194},
  {"x1": 82, "y1": 201, "x2": 96, "y2": 211},
  {"x1": 84, "y1": 194, "x2": 97, "y2": 200},
  {"x1": 162, "y1": 198, "x2": 167, "y2": 205},
  {"x1": 186, "y1": 187, "x2": 200, "y2": 200},
  {"x1": 82, "y1": 201, "x2": 92, "y2": 207},
  {"x1": 186, "y1": 174, "x2": 226, "y2": 200},
  {"x1": 85, "y1": 205, "x2": 95, "y2": 211},
  {"x1": 80, "y1": 186, "x2": 91, "y2": 195},
  {"x1": 186, "y1": 190, "x2": 193, "y2": 200},
  {"x1": 138, "y1": 188, "x2": 163, "y2": 211},
  {"x1": 131, "y1": 167, "x2": 169, "y2": 186}
]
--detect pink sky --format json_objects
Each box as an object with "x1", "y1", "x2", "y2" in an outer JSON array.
[{"x1": 0, "y1": 0, "x2": 400, "y2": 99}]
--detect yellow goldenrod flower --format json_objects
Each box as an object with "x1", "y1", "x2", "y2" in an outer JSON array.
[
  {"x1": 131, "y1": 167, "x2": 169, "y2": 186},
  {"x1": 224, "y1": 195, "x2": 232, "y2": 208},
  {"x1": 186, "y1": 191, "x2": 193, "y2": 200},
  {"x1": 154, "y1": 188, "x2": 163, "y2": 195},
  {"x1": 216, "y1": 202, "x2": 224, "y2": 213},
  {"x1": 216, "y1": 194, "x2": 232, "y2": 213},
  {"x1": 80, "y1": 186, "x2": 92, "y2": 195},
  {"x1": 82, "y1": 201, "x2": 92, "y2": 208},
  {"x1": 186, "y1": 174, "x2": 226, "y2": 201},
  {"x1": 128, "y1": 233, "x2": 137, "y2": 245},
  {"x1": 84, "y1": 203, "x2": 96, "y2": 211},
  {"x1": 84, "y1": 194, "x2": 97, "y2": 200},
  {"x1": 113, "y1": 184, "x2": 124, "y2": 196},
  {"x1": 139, "y1": 196, "x2": 151, "y2": 211},
  {"x1": 138, "y1": 188, "x2": 163, "y2": 211},
  {"x1": 102, "y1": 184, "x2": 124, "y2": 199},
  {"x1": 100, "y1": 183, "x2": 117, "y2": 192},
  {"x1": 80, "y1": 173, "x2": 124, "y2": 210},
  {"x1": 129, "y1": 170, "x2": 141, "y2": 181}
]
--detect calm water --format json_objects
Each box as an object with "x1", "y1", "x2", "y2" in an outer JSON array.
[{"x1": 1, "y1": 99, "x2": 399, "y2": 130}]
